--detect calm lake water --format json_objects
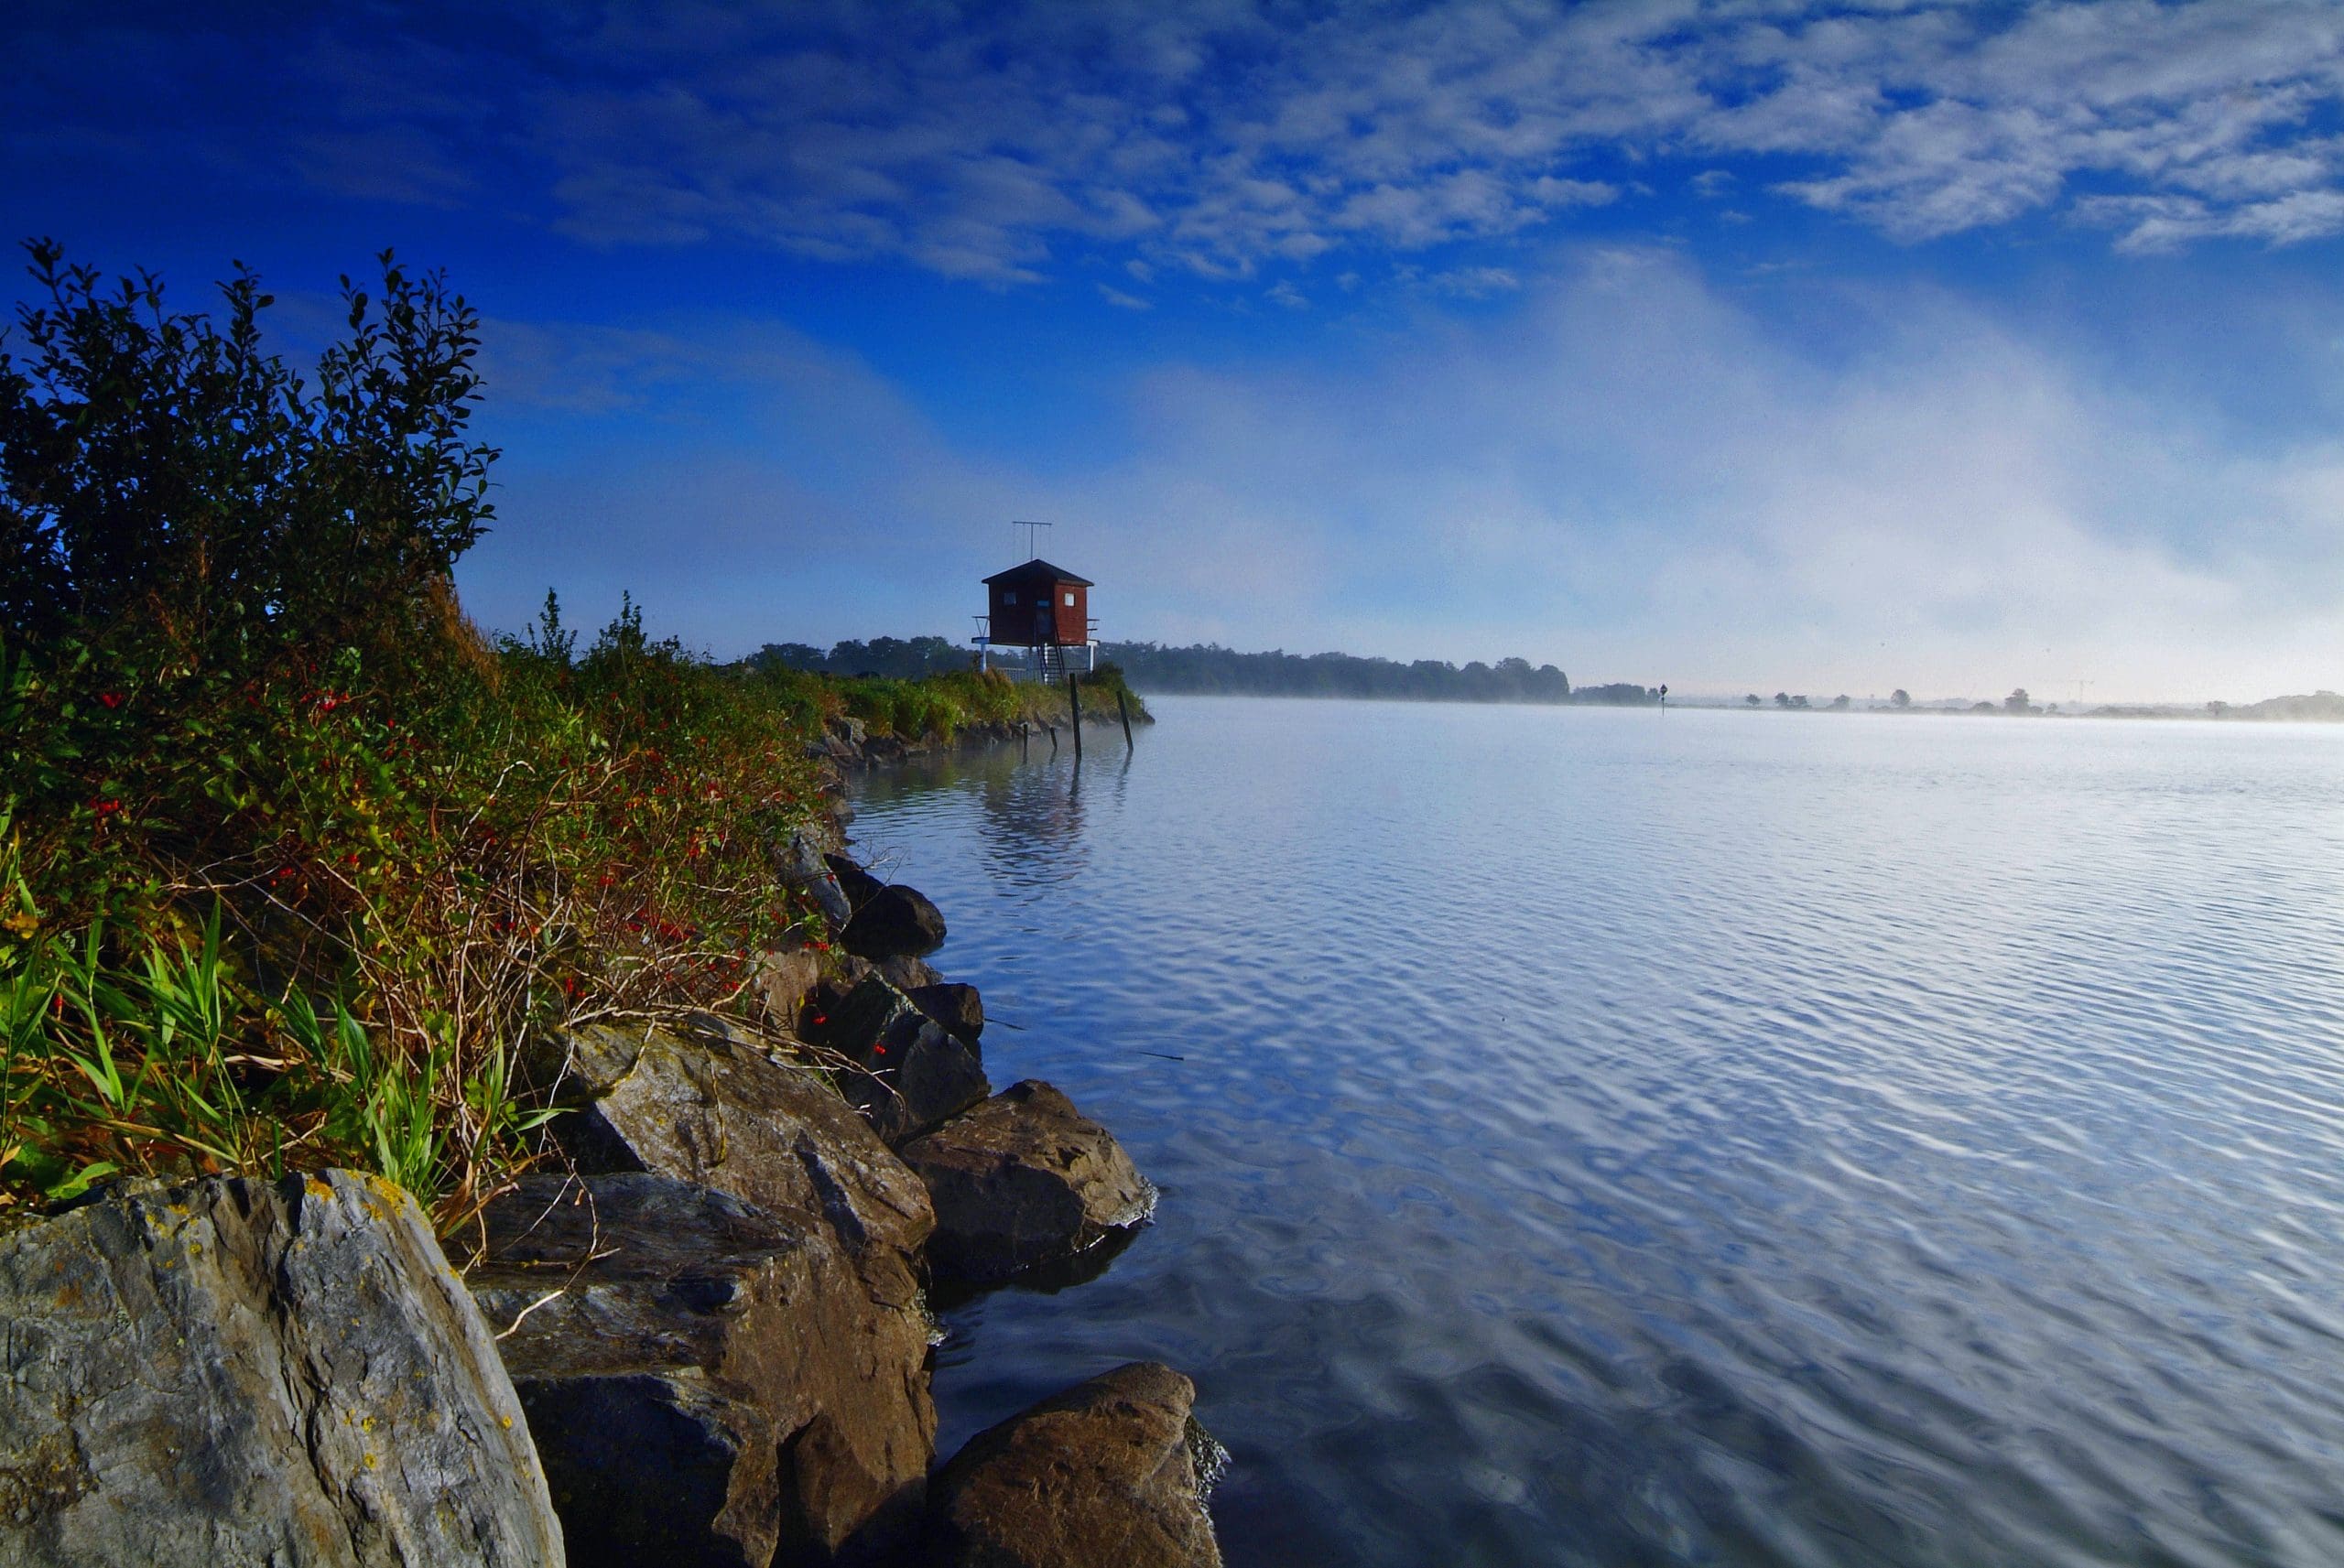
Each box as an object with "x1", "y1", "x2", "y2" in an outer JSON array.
[{"x1": 850, "y1": 697, "x2": 2344, "y2": 1568}]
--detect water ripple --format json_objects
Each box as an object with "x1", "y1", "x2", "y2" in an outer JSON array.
[{"x1": 854, "y1": 701, "x2": 2344, "y2": 1567}]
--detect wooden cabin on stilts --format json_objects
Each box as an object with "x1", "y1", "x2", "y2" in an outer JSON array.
[{"x1": 972, "y1": 556, "x2": 1097, "y2": 685}]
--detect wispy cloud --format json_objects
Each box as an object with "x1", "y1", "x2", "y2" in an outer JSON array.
[
  {"x1": 457, "y1": 250, "x2": 2344, "y2": 700},
  {"x1": 15, "y1": 2, "x2": 2344, "y2": 285}
]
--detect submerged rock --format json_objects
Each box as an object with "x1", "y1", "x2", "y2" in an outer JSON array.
[
  {"x1": 898, "y1": 1081, "x2": 1154, "y2": 1285},
  {"x1": 803, "y1": 977, "x2": 990, "y2": 1147},
  {"x1": 470, "y1": 1173, "x2": 933, "y2": 1568},
  {"x1": 925, "y1": 1363, "x2": 1224, "y2": 1568},
  {"x1": 0, "y1": 1170, "x2": 561, "y2": 1568}
]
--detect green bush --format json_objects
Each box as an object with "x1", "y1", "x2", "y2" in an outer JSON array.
[{"x1": 1, "y1": 240, "x2": 494, "y2": 670}]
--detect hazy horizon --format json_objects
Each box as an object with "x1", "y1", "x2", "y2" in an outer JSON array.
[{"x1": 9, "y1": 1, "x2": 2343, "y2": 704}]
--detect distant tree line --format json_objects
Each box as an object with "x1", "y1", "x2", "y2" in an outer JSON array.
[
  {"x1": 745, "y1": 635, "x2": 968, "y2": 680},
  {"x1": 742, "y1": 636, "x2": 1673, "y2": 706},
  {"x1": 1099, "y1": 642, "x2": 1589, "y2": 702}
]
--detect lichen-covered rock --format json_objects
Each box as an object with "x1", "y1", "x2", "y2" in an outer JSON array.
[
  {"x1": 471, "y1": 1173, "x2": 933, "y2": 1568},
  {"x1": 841, "y1": 885, "x2": 948, "y2": 960},
  {"x1": 898, "y1": 1081, "x2": 1154, "y2": 1285},
  {"x1": 0, "y1": 1170, "x2": 562, "y2": 1568},
  {"x1": 803, "y1": 977, "x2": 990, "y2": 1147},
  {"x1": 925, "y1": 1363, "x2": 1223, "y2": 1568}
]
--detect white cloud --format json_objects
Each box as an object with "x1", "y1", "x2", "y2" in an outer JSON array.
[
  {"x1": 502, "y1": 0, "x2": 2344, "y2": 272},
  {"x1": 34, "y1": 2, "x2": 2344, "y2": 286},
  {"x1": 1421, "y1": 265, "x2": 1522, "y2": 297}
]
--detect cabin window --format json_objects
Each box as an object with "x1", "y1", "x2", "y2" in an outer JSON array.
[
  {"x1": 1004, "y1": 591, "x2": 1017, "y2": 605},
  {"x1": 1063, "y1": 591, "x2": 1075, "y2": 606}
]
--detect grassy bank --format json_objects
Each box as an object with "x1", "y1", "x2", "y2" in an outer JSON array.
[
  {"x1": 810, "y1": 660, "x2": 1150, "y2": 743},
  {"x1": 0, "y1": 597, "x2": 1139, "y2": 1225}
]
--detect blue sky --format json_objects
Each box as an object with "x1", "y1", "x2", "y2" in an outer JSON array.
[{"x1": 6, "y1": 0, "x2": 2344, "y2": 701}]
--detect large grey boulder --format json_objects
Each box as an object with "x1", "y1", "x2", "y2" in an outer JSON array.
[
  {"x1": 898, "y1": 1082, "x2": 1154, "y2": 1285},
  {"x1": 471, "y1": 1173, "x2": 932, "y2": 1568},
  {"x1": 925, "y1": 1363, "x2": 1224, "y2": 1568},
  {"x1": 802, "y1": 977, "x2": 990, "y2": 1147},
  {"x1": 0, "y1": 1170, "x2": 562, "y2": 1568}
]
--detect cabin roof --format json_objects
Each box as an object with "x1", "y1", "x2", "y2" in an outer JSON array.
[{"x1": 983, "y1": 558, "x2": 1093, "y2": 589}]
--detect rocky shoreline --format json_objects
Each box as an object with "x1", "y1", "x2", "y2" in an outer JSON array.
[{"x1": 0, "y1": 737, "x2": 1214, "y2": 1567}]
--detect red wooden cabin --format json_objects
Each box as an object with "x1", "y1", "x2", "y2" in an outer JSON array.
[{"x1": 976, "y1": 558, "x2": 1096, "y2": 677}]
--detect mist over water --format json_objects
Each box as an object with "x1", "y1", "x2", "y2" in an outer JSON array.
[{"x1": 852, "y1": 698, "x2": 2344, "y2": 1567}]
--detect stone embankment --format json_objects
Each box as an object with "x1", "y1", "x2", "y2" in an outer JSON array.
[{"x1": 0, "y1": 775, "x2": 1215, "y2": 1568}]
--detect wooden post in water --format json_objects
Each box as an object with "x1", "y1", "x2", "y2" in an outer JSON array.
[
  {"x1": 1067, "y1": 671, "x2": 1084, "y2": 761},
  {"x1": 1115, "y1": 686, "x2": 1134, "y2": 752}
]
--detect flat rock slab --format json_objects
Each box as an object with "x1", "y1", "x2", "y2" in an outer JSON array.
[
  {"x1": 545, "y1": 1014, "x2": 936, "y2": 1267},
  {"x1": 526, "y1": 1020, "x2": 938, "y2": 1562},
  {"x1": 926, "y1": 1363, "x2": 1223, "y2": 1568},
  {"x1": 804, "y1": 978, "x2": 990, "y2": 1148},
  {"x1": 899, "y1": 1081, "x2": 1155, "y2": 1286},
  {"x1": 470, "y1": 1173, "x2": 933, "y2": 1568},
  {"x1": 0, "y1": 1170, "x2": 561, "y2": 1568}
]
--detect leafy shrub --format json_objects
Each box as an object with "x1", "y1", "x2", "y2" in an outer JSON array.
[{"x1": 1, "y1": 240, "x2": 495, "y2": 671}]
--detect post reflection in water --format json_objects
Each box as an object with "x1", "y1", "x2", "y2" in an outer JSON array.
[{"x1": 855, "y1": 746, "x2": 1114, "y2": 895}]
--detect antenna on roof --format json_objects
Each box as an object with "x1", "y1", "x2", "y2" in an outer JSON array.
[{"x1": 1013, "y1": 519, "x2": 1051, "y2": 559}]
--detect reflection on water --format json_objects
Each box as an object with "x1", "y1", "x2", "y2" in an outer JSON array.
[
  {"x1": 857, "y1": 741, "x2": 1114, "y2": 893},
  {"x1": 853, "y1": 700, "x2": 2344, "y2": 1568}
]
